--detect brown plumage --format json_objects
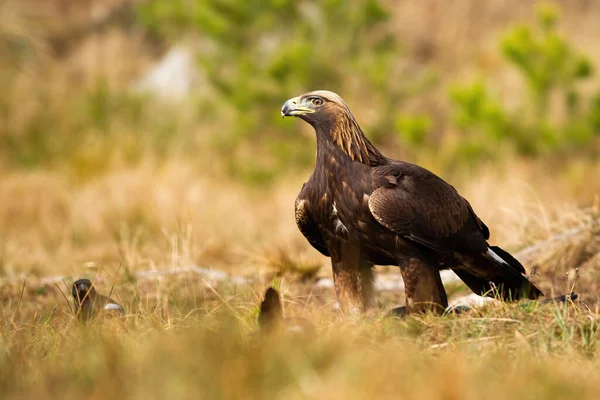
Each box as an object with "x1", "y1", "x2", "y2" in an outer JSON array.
[
  {"x1": 72, "y1": 278, "x2": 125, "y2": 322},
  {"x1": 281, "y1": 90, "x2": 544, "y2": 315},
  {"x1": 257, "y1": 287, "x2": 315, "y2": 335}
]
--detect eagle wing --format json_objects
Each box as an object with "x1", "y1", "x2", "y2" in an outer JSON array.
[
  {"x1": 368, "y1": 162, "x2": 489, "y2": 254},
  {"x1": 295, "y1": 192, "x2": 329, "y2": 257},
  {"x1": 368, "y1": 162, "x2": 542, "y2": 299}
]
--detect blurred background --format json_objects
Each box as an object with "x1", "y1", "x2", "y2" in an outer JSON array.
[{"x1": 1, "y1": 0, "x2": 600, "y2": 301}]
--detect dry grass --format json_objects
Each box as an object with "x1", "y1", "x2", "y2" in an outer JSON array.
[
  {"x1": 1, "y1": 157, "x2": 600, "y2": 399},
  {"x1": 0, "y1": 281, "x2": 598, "y2": 399},
  {"x1": 1, "y1": 158, "x2": 599, "y2": 287}
]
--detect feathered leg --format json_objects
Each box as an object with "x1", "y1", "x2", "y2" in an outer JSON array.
[
  {"x1": 400, "y1": 257, "x2": 448, "y2": 314},
  {"x1": 330, "y1": 242, "x2": 375, "y2": 314}
]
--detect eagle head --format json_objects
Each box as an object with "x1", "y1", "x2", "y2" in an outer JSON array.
[
  {"x1": 281, "y1": 90, "x2": 382, "y2": 164},
  {"x1": 281, "y1": 90, "x2": 350, "y2": 127}
]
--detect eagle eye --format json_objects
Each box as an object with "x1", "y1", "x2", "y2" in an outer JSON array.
[{"x1": 310, "y1": 97, "x2": 324, "y2": 106}]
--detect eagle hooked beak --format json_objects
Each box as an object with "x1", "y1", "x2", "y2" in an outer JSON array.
[{"x1": 281, "y1": 96, "x2": 315, "y2": 117}]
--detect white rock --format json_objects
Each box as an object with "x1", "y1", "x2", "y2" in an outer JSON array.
[
  {"x1": 134, "y1": 47, "x2": 199, "y2": 99},
  {"x1": 449, "y1": 293, "x2": 499, "y2": 308}
]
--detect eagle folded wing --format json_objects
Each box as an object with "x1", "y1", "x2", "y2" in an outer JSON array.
[
  {"x1": 368, "y1": 165, "x2": 489, "y2": 254},
  {"x1": 295, "y1": 196, "x2": 330, "y2": 256}
]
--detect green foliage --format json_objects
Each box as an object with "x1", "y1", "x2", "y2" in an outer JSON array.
[
  {"x1": 396, "y1": 114, "x2": 432, "y2": 147},
  {"x1": 4, "y1": 2, "x2": 599, "y2": 183},
  {"x1": 501, "y1": 4, "x2": 593, "y2": 117},
  {"x1": 449, "y1": 81, "x2": 520, "y2": 158},
  {"x1": 450, "y1": 4, "x2": 599, "y2": 160},
  {"x1": 136, "y1": 0, "x2": 421, "y2": 183},
  {"x1": 0, "y1": 79, "x2": 193, "y2": 177}
]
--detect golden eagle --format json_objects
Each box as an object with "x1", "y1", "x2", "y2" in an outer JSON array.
[{"x1": 281, "y1": 90, "x2": 543, "y2": 315}]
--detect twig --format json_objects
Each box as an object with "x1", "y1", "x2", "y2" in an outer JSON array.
[
  {"x1": 453, "y1": 318, "x2": 524, "y2": 325},
  {"x1": 201, "y1": 279, "x2": 251, "y2": 330},
  {"x1": 107, "y1": 257, "x2": 124, "y2": 300},
  {"x1": 77, "y1": 268, "x2": 102, "y2": 321},
  {"x1": 54, "y1": 282, "x2": 73, "y2": 314},
  {"x1": 429, "y1": 335, "x2": 501, "y2": 350},
  {"x1": 11, "y1": 279, "x2": 27, "y2": 329}
]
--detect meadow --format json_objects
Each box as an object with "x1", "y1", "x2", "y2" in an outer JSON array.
[{"x1": 1, "y1": 1, "x2": 600, "y2": 398}]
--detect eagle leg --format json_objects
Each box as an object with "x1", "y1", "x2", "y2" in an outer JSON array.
[
  {"x1": 330, "y1": 242, "x2": 375, "y2": 315},
  {"x1": 400, "y1": 257, "x2": 448, "y2": 314}
]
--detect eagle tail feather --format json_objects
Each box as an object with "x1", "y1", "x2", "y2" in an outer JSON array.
[
  {"x1": 456, "y1": 246, "x2": 543, "y2": 301},
  {"x1": 487, "y1": 245, "x2": 525, "y2": 274}
]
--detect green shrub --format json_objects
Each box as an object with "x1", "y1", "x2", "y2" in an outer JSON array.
[
  {"x1": 0, "y1": 78, "x2": 192, "y2": 177},
  {"x1": 449, "y1": 4, "x2": 599, "y2": 160},
  {"x1": 396, "y1": 114, "x2": 432, "y2": 147},
  {"x1": 136, "y1": 0, "x2": 427, "y2": 183}
]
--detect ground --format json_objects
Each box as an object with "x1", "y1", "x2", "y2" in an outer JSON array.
[{"x1": 1, "y1": 159, "x2": 600, "y2": 399}]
